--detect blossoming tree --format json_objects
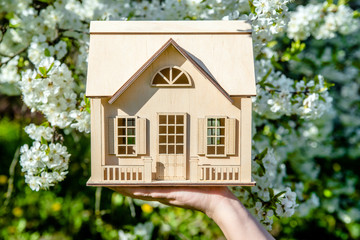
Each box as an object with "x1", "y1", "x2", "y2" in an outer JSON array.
[{"x1": 0, "y1": 0, "x2": 359, "y2": 239}]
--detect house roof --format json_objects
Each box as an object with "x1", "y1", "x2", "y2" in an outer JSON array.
[
  {"x1": 86, "y1": 21, "x2": 256, "y2": 97},
  {"x1": 108, "y1": 38, "x2": 233, "y2": 104}
]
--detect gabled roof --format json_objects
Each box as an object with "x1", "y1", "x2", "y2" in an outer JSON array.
[
  {"x1": 86, "y1": 21, "x2": 256, "y2": 97},
  {"x1": 108, "y1": 38, "x2": 233, "y2": 104}
]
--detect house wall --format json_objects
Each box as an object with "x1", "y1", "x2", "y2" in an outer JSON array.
[{"x1": 98, "y1": 46, "x2": 251, "y2": 181}]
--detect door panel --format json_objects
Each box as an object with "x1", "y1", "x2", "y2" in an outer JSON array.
[{"x1": 156, "y1": 113, "x2": 186, "y2": 180}]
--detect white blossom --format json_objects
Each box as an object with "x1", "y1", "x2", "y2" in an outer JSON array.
[
  {"x1": 0, "y1": 56, "x2": 20, "y2": 84},
  {"x1": 287, "y1": 3, "x2": 359, "y2": 41},
  {"x1": 24, "y1": 123, "x2": 54, "y2": 142},
  {"x1": 19, "y1": 141, "x2": 70, "y2": 191}
]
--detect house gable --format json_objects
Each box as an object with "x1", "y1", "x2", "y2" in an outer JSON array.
[{"x1": 108, "y1": 39, "x2": 232, "y2": 104}]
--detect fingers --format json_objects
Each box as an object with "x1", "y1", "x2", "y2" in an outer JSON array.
[{"x1": 109, "y1": 187, "x2": 178, "y2": 203}]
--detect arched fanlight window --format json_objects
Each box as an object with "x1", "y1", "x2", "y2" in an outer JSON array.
[{"x1": 151, "y1": 66, "x2": 191, "y2": 87}]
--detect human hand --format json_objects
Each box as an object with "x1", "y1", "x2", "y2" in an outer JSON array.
[
  {"x1": 110, "y1": 186, "x2": 274, "y2": 240},
  {"x1": 109, "y1": 186, "x2": 234, "y2": 218}
]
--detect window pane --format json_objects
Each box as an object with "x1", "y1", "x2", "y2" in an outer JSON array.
[
  {"x1": 153, "y1": 74, "x2": 168, "y2": 85},
  {"x1": 118, "y1": 128, "x2": 126, "y2": 135},
  {"x1": 118, "y1": 137, "x2": 126, "y2": 144},
  {"x1": 217, "y1": 137, "x2": 224, "y2": 145},
  {"x1": 127, "y1": 137, "x2": 135, "y2": 145},
  {"x1": 127, "y1": 118, "x2": 135, "y2": 126},
  {"x1": 127, "y1": 128, "x2": 135, "y2": 136},
  {"x1": 160, "y1": 68, "x2": 170, "y2": 80},
  {"x1": 159, "y1": 126, "x2": 167, "y2": 134},
  {"x1": 118, "y1": 146, "x2": 126, "y2": 154},
  {"x1": 207, "y1": 118, "x2": 215, "y2": 126},
  {"x1": 173, "y1": 73, "x2": 189, "y2": 84},
  {"x1": 219, "y1": 128, "x2": 225, "y2": 136},
  {"x1": 217, "y1": 146, "x2": 225, "y2": 155},
  {"x1": 168, "y1": 115, "x2": 175, "y2": 124},
  {"x1": 168, "y1": 145, "x2": 175, "y2": 154},
  {"x1": 176, "y1": 126, "x2": 183, "y2": 134},
  {"x1": 159, "y1": 135, "x2": 166, "y2": 144},
  {"x1": 207, "y1": 137, "x2": 215, "y2": 145},
  {"x1": 217, "y1": 118, "x2": 225, "y2": 126},
  {"x1": 118, "y1": 118, "x2": 126, "y2": 126},
  {"x1": 207, "y1": 128, "x2": 215, "y2": 136},
  {"x1": 127, "y1": 146, "x2": 136, "y2": 155},
  {"x1": 207, "y1": 146, "x2": 215, "y2": 155},
  {"x1": 176, "y1": 135, "x2": 183, "y2": 144},
  {"x1": 176, "y1": 115, "x2": 183, "y2": 124},
  {"x1": 172, "y1": 67, "x2": 181, "y2": 78},
  {"x1": 159, "y1": 145, "x2": 166, "y2": 154},
  {"x1": 176, "y1": 145, "x2": 183, "y2": 154},
  {"x1": 159, "y1": 115, "x2": 167, "y2": 124},
  {"x1": 168, "y1": 135, "x2": 175, "y2": 143},
  {"x1": 168, "y1": 126, "x2": 175, "y2": 134}
]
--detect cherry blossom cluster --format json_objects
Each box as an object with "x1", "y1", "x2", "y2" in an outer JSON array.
[
  {"x1": 287, "y1": 2, "x2": 359, "y2": 41},
  {"x1": 19, "y1": 57, "x2": 90, "y2": 132},
  {"x1": 248, "y1": 0, "x2": 292, "y2": 55},
  {"x1": 233, "y1": 148, "x2": 297, "y2": 230},
  {"x1": 20, "y1": 141, "x2": 70, "y2": 191},
  {"x1": 253, "y1": 59, "x2": 333, "y2": 120}
]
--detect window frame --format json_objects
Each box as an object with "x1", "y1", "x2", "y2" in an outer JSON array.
[
  {"x1": 115, "y1": 116, "x2": 137, "y2": 157},
  {"x1": 205, "y1": 116, "x2": 227, "y2": 157},
  {"x1": 158, "y1": 113, "x2": 186, "y2": 155},
  {"x1": 151, "y1": 66, "x2": 191, "y2": 87}
]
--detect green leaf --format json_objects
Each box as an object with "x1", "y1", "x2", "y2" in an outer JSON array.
[
  {"x1": 41, "y1": 122, "x2": 50, "y2": 128},
  {"x1": 257, "y1": 148, "x2": 268, "y2": 162},
  {"x1": 273, "y1": 190, "x2": 286, "y2": 199},
  {"x1": 46, "y1": 62, "x2": 54, "y2": 74},
  {"x1": 353, "y1": 10, "x2": 360, "y2": 18},
  {"x1": 281, "y1": 40, "x2": 306, "y2": 62},
  {"x1": 271, "y1": 56, "x2": 284, "y2": 70},
  {"x1": 269, "y1": 188, "x2": 274, "y2": 198},
  {"x1": 41, "y1": 136, "x2": 48, "y2": 145},
  {"x1": 44, "y1": 48, "x2": 51, "y2": 57},
  {"x1": 337, "y1": 0, "x2": 349, "y2": 6},
  {"x1": 248, "y1": 0, "x2": 255, "y2": 14},
  {"x1": 267, "y1": 40, "x2": 278, "y2": 48},
  {"x1": 39, "y1": 66, "x2": 47, "y2": 76},
  {"x1": 259, "y1": 68, "x2": 273, "y2": 85}
]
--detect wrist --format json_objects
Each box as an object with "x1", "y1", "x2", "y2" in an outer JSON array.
[{"x1": 204, "y1": 187, "x2": 241, "y2": 220}]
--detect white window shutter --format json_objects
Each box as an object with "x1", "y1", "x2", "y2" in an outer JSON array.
[
  {"x1": 136, "y1": 118, "x2": 147, "y2": 155},
  {"x1": 198, "y1": 118, "x2": 206, "y2": 155},
  {"x1": 108, "y1": 117, "x2": 116, "y2": 155},
  {"x1": 226, "y1": 118, "x2": 236, "y2": 155}
]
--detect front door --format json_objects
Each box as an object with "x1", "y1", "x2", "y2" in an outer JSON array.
[{"x1": 156, "y1": 113, "x2": 187, "y2": 180}]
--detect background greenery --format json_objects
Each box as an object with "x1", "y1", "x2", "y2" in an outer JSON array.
[{"x1": 1, "y1": 0, "x2": 360, "y2": 239}]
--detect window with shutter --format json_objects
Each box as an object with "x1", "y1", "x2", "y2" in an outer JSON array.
[
  {"x1": 111, "y1": 116, "x2": 147, "y2": 157},
  {"x1": 198, "y1": 116, "x2": 237, "y2": 157},
  {"x1": 206, "y1": 117, "x2": 226, "y2": 157}
]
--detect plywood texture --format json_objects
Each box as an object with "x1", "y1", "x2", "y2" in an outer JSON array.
[
  {"x1": 86, "y1": 21, "x2": 256, "y2": 97},
  {"x1": 86, "y1": 21, "x2": 256, "y2": 186}
]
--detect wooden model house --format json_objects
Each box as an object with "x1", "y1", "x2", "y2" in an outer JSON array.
[{"x1": 86, "y1": 21, "x2": 256, "y2": 186}]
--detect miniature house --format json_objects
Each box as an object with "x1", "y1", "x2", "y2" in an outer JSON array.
[{"x1": 86, "y1": 21, "x2": 256, "y2": 186}]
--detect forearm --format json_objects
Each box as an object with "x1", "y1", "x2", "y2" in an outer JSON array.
[{"x1": 208, "y1": 190, "x2": 274, "y2": 240}]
